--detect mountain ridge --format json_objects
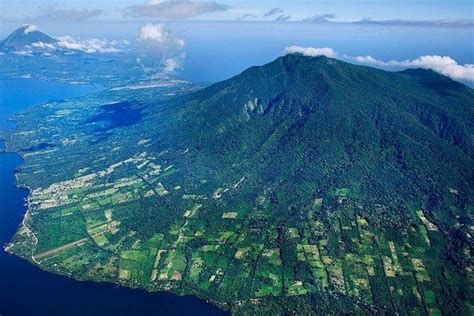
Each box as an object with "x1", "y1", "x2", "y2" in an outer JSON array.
[
  {"x1": 175, "y1": 54, "x2": 473, "y2": 156},
  {"x1": 167, "y1": 53, "x2": 473, "y2": 248}
]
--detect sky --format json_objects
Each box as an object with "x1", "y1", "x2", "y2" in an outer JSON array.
[{"x1": 1, "y1": 0, "x2": 473, "y2": 24}]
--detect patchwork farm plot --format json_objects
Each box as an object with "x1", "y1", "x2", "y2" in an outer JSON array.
[{"x1": 8, "y1": 159, "x2": 462, "y2": 314}]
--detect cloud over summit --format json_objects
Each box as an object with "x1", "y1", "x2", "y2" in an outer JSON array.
[
  {"x1": 284, "y1": 46, "x2": 338, "y2": 58},
  {"x1": 22, "y1": 24, "x2": 38, "y2": 34},
  {"x1": 284, "y1": 46, "x2": 474, "y2": 83}
]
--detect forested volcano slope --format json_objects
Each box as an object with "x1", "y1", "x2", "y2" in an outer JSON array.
[
  {"x1": 6, "y1": 54, "x2": 473, "y2": 314},
  {"x1": 173, "y1": 54, "x2": 473, "y2": 236}
]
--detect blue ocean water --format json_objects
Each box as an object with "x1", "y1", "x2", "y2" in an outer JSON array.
[{"x1": 0, "y1": 79, "x2": 227, "y2": 315}]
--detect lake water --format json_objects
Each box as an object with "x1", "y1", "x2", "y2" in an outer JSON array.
[{"x1": 0, "y1": 79, "x2": 226, "y2": 315}]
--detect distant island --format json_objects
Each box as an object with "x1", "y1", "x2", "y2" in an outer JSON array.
[{"x1": 3, "y1": 50, "x2": 473, "y2": 314}]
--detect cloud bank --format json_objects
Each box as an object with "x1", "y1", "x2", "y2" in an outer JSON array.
[
  {"x1": 284, "y1": 46, "x2": 474, "y2": 82},
  {"x1": 56, "y1": 36, "x2": 128, "y2": 53},
  {"x1": 352, "y1": 55, "x2": 474, "y2": 81},
  {"x1": 25, "y1": 37, "x2": 127, "y2": 54},
  {"x1": 30, "y1": 41, "x2": 55, "y2": 50},
  {"x1": 17, "y1": 35, "x2": 128, "y2": 56},
  {"x1": 124, "y1": 0, "x2": 228, "y2": 19}
]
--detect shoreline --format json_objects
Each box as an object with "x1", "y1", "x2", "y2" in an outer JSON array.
[
  {"x1": 0, "y1": 131, "x2": 34, "y2": 254},
  {"x1": 1, "y1": 141, "x2": 230, "y2": 316},
  {"x1": 0, "y1": 139, "x2": 231, "y2": 314}
]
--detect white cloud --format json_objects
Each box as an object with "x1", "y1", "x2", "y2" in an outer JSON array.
[
  {"x1": 351, "y1": 55, "x2": 384, "y2": 66},
  {"x1": 283, "y1": 46, "x2": 474, "y2": 82},
  {"x1": 23, "y1": 24, "x2": 37, "y2": 34},
  {"x1": 56, "y1": 36, "x2": 126, "y2": 53},
  {"x1": 14, "y1": 50, "x2": 33, "y2": 56},
  {"x1": 351, "y1": 55, "x2": 474, "y2": 82},
  {"x1": 124, "y1": 0, "x2": 228, "y2": 19},
  {"x1": 137, "y1": 23, "x2": 186, "y2": 75},
  {"x1": 31, "y1": 41, "x2": 56, "y2": 50},
  {"x1": 139, "y1": 23, "x2": 185, "y2": 51},
  {"x1": 283, "y1": 46, "x2": 338, "y2": 58},
  {"x1": 139, "y1": 23, "x2": 167, "y2": 42},
  {"x1": 162, "y1": 53, "x2": 186, "y2": 73}
]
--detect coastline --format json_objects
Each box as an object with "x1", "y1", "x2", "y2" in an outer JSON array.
[
  {"x1": 1, "y1": 158, "x2": 230, "y2": 314},
  {"x1": 0, "y1": 78, "x2": 228, "y2": 315},
  {"x1": 0, "y1": 135, "x2": 231, "y2": 314},
  {"x1": 0, "y1": 126, "x2": 36, "y2": 258}
]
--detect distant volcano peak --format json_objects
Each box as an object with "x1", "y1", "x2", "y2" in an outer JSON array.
[{"x1": 1, "y1": 24, "x2": 56, "y2": 51}]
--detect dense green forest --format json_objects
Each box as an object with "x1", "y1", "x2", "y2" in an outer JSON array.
[{"x1": 4, "y1": 54, "x2": 473, "y2": 314}]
